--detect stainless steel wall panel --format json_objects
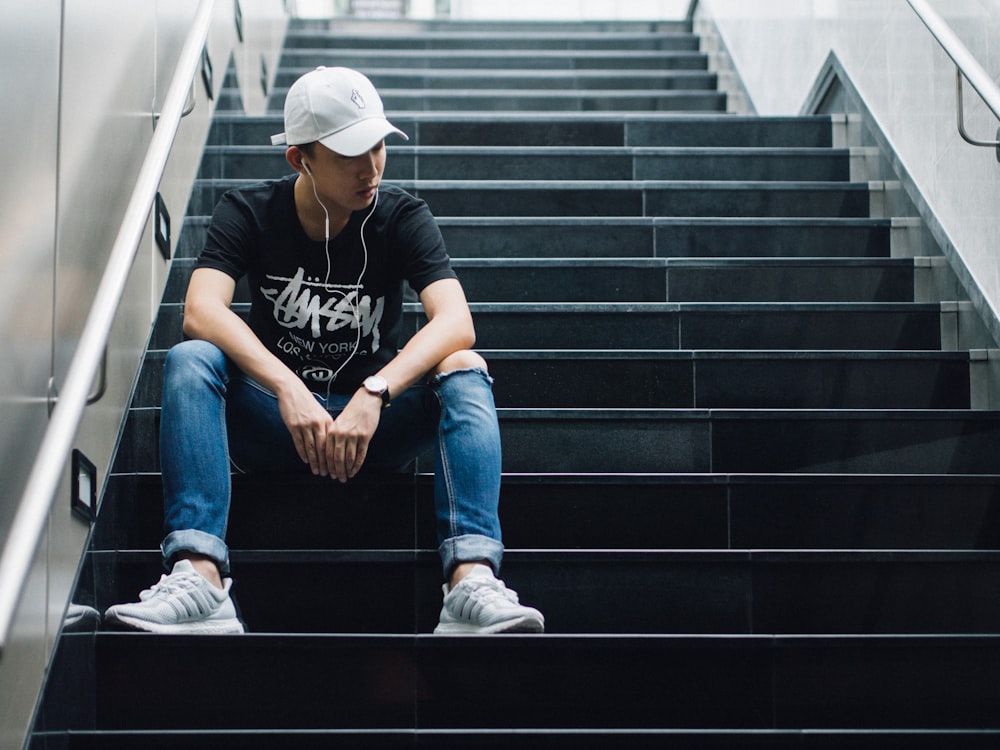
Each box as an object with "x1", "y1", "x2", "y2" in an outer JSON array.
[
  {"x1": 0, "y1": 1, "x2": 288, "y2": 746},
  {"x1": 53, "y1": 0, "x2": 158, "y2": 392},
  {"x1": 237, "y1": 0, "x2": 293, "y2": 115},
  {"x1": 0, "y1": 0, "x2": 60, "y2": 741}
]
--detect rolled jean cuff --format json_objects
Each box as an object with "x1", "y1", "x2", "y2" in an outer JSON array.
[
  {"x1": 161, "y1": 529, "x2": 230, "y2": 574},
  {"x1": 438, "y1": 534, "x2": 504, "y2": 579}
]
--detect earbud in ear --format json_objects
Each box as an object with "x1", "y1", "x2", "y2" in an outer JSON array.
[{"x1": 302, "y1": 160, "x2": 312, "y2": 175}]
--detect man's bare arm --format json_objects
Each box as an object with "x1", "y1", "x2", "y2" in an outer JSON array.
[
  {"x1": 324, "y1": 277, "x2": 476, "y2": 482},
  {"x1": 183, "y1": 267, "x2": 336, "y2": 476}
]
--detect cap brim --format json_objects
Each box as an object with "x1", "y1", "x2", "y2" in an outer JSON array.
[{"x1": 317, "y1": 117, "x2": 409, "y2": 157}]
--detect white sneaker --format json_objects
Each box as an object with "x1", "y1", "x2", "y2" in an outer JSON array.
[
  {"x1": 434, "y1": 565, "x2": 544, "y2": 634},
  {"x1": 104, "y1": 559, "x2": 245, "y2": 634}
]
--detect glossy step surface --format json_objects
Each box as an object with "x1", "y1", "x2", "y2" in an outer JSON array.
[
  {"x1": 134, "y1": 346, "x2": 972, "y2": 410},
  {"x1": 207, "y1": 113, "x2": 837, "y2": 149},
  {"x1": 109, "y1": 405, "x2": 1000, "y2": 475},
  {"x1": 35, "y1": 632, "x2": 1000, "y2": 733},
  {"x1": 164, "y1": 255, "x2": 916, "y2": 303},
  {"x1": 74, "y1": 549, "x2": 1000, "y2": 636},
  {"x1": 147, "y1": 301, "x2": 946, "y2": 352},
  {"x1": 186, "y1": 178, "x2": 874, "y2": 218},
  {"x1": 197, "y1": 145, "x2": 852, "y2": 182},
  {"x1": 177, "y1": 216, "x2": 895, "y2": 260},
  {"x1": 92, "y1": 472, "x2": 1000, "y2": 553}
]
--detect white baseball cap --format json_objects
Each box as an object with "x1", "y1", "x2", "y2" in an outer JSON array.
[{"x1": 270, "y1": 66, "x2": 408, "y2": 156}]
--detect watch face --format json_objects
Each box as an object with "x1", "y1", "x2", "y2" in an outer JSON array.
[
  {"x1": 364, "y1": 375, "x2": 390, "y2": 407},
  {"x1": 365, "y1": 375, "x2": 387, "y2": 394}
]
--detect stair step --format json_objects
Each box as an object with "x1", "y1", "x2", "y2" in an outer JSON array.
[
  {"x1": 36, "y1": 630, "x2": 1000, "y2": 739},
  {"x1": 286, "y1": 18, "x2": 694, "y2": 33},
  {"x1": 274, "y1": 68, "x2": 719, "y2": 90},
  {"x1": 111, "y1": 407, "x2": 1000, "y2": 475},
  {"x1": 280, "y1": 49, "x2": 711, "y2": 74},
  {"x1": 280, "y1": 30, "x2": 703, "y2": 52},
  {"x1": 274, "y1": 88, "x2": 728, "y2": 112},
  {"x1": 164, "y1": 256, "x2": 914, "y2": 304},
  {"x1": 485, "y1": 349, "x2": 966, "y2": 407},
  {"x1": 465, "y1": 302, "x2": 942, "y2": 350},
  {"x1": 186, "y1": 179, "x2": 872, "y2": 218},
  {"x1": 207, "y1": 114, "x2": 836, "y2": 148},
  {"x1": 148, "y1": 302, "x2": 944, "y2": 351},
  {"x1": 198, "y1": 145, "x2": 852, "y2": 182},
  {"x1": 38, "y1": 631, "x2": 1000, "y2": 736},
  {"x1": 95, "y1": 472, "x2": 1000, "y2": 553},
  {"x1": 498, "y1": 408, "x2": 1000, "y2": 474},
  {"x1": 87, "y1": 549, "x2": 1000, "y2": 636},
  {"x1": 496, "y1": 301, "x2": 941, "y2": 348},
  {"x1": 135, "y1": 348, "x2": 970, "y2": 410},
  {"x1": 456, "y1": 258, "x2": 911, "y2": 302},
  {"x1": 412, "y1": 181, "x2": 871, "y2": 218},
  {"x1": 31, "y1": 728, "x2": 1000, "y2": 749},
  {"x1": 177, "y1": 216, "x2": 893, "y2": 260}
]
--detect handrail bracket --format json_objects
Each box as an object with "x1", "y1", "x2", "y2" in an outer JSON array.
[
  {"x1": 956, "y1": 69, "x2": 1000, "y2": 160},
  {"x1": 908, "y1": 0, "x2": 1000, "y2": 163}
]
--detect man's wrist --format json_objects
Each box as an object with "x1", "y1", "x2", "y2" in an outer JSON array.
[{"x1": 362, "y1": 374, "x2": 391, "y2": 408}]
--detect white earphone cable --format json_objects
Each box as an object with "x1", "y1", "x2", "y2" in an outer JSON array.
[
  {"x1": 303, "y1": 163, "x2": 378, "y2": 396},
  {"x1": 325, "y1": 189, "x2": 377, "y2": 396}
]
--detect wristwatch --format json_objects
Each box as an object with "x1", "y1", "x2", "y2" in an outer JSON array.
[{"x1": 363, "y1": 374, "x2": 391, "y2": 409}]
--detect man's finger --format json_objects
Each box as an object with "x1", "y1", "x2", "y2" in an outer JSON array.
[
  {"x1": 307, "y1": 436, "x2": 321, "y2": 475},
  {"x1": 313, "y1": 424, "x2": 333, "y2": 477},
  {"x1": 294, "y1": 432, "x2": 310, "y2": 466},
  {"x1": 329, "y1": 436, "x2": 349, "y2": 483},
  {"x1": 339, "y1": 439, "x2": 358, "y2": 482},
  {"x1": 349, "y1": 440, "x2": 368, "y2": 479}
]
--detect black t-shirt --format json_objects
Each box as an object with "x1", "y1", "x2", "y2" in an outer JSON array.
[{"x1": 196, "y1": 175, "x2": 457, "y2": 393}]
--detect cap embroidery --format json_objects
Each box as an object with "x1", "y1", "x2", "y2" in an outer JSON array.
[{"x1": 351, "y1": 89, "x2": 366, "y2": 110}]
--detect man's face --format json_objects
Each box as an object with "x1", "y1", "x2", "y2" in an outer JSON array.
[{"x1": 306, "y1": 140, "x2": 387, "y2": 215}]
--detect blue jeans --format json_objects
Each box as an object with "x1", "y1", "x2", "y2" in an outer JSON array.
[{"x1": 159, "y1": 339, "x2": 504, "y2": 578}]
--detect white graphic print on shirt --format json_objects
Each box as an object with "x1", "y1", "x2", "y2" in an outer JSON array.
[{"x1": 261, "y1": 266, "x2": 386, "y2": 375}]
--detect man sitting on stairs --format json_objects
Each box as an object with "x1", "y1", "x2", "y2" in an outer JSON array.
[{"x1": 104, "y1": 66, "x2": 544, "y2": 635}]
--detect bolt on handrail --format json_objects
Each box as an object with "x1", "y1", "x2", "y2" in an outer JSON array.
[
  {"x1": 907, "y1": 0, "x2": 1000, "y2": 153},
  {"x1": 0, "y1": 0, "x2": 216, "y2": 654}
]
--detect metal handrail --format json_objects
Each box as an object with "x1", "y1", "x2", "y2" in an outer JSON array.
[
  {"x1": 686, "y1": 0, "x2": 699, "y2": 22},
  {"x1": 907, "y1": 0, "x2": 1000, "y2": 150},
  {"x1": 0, "y1": 0, "x2": 216, "y2": 653}
]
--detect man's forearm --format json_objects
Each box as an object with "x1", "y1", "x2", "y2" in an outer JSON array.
[
  {"x1": 183, "y1": 301, "x2": 302, "y2": 398},
  {"x1": 375, "y1": 310, "x2": 475, "y2": 399}
]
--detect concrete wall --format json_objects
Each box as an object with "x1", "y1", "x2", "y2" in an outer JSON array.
[
  {"x1": 0, "y1": 2, "x2": 286, "y2": 747},
  {"x1": 699, "y1": 0, "x2": 1000, "y2": 338}
]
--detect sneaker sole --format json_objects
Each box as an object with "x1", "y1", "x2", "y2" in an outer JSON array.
[
  {"x1": 434, "y1": 615, "x2": 545, "y2": 635},
  {"x1": 106, "y1": 612, "x2": 246, "y2": 635}
]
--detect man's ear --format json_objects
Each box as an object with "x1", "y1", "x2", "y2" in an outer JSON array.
[{"x1": 286, "y1": 146, "x2": 307, "y2": 174}]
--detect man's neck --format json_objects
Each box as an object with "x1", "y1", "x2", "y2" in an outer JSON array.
[{"x1": 294, "y1": 175, "x2": 349, "y2": 241}]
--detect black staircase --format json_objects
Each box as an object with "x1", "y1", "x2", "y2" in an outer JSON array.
[{"x1": 27, "y1": 16, "x2": 1000, "y2": 749}]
